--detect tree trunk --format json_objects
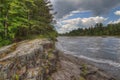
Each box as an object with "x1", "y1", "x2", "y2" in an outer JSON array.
[{"x1": 4, "y1": 12, "x2": 8, "y2": 38}]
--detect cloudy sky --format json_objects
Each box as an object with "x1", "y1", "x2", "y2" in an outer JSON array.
[{"x1": 50, "y1": 0, "x2": 120, "y2": 33}]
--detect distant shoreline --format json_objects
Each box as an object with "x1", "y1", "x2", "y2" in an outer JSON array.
[{"x1": 59, "y1": 35, "x2": 120, "y2": 38}]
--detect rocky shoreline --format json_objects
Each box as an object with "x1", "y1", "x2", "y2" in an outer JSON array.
[
  {"x1": 0, "y1": 39, "x2": 116, "y2": 80},
  {"x1": 0, "y1": 39, "x2": 59, "y2": 80},
  {"x1": 53, "y1": 52, "x2": 116, "y2": 80}
]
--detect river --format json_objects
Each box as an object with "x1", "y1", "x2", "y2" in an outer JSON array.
[{"x1": 56, "y1": 36, "x2": 120, "y2": 79}]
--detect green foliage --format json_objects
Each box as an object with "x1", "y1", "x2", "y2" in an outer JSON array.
[
  {"x1": 81, "y1": 64, "x2": 88, "y2": 77},
  {"x1": 0, "y1": 39, "x2": 12, "y2": 47},
  {"x1": 0, "y1": 0, "x2": 57, "y2": 47},
  {"x1": 62, "y1": 23, "x2": 120, "y2": 36},
  {"x1": 79, "y1": 76, "x2": 85, "y2": 80},
  {"x1": 12, "y1": 74, "x2": 19, "y2": 80}
]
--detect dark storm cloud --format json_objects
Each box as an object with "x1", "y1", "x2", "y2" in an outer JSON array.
[{"x1": 51, "y1": 0, "x2": 120, "y2": 19}]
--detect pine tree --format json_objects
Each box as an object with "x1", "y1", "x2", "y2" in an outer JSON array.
[{"x1": 0, "y1": 0, "x2": 57, "y2": 47}]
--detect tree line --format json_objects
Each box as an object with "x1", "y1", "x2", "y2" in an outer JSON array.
[
  {"x1": 61, "y1": 23, "x2": 120, "y2": 36},
  {"x1": 0, "y1": 0, "x2": 57, "y2": 46}
]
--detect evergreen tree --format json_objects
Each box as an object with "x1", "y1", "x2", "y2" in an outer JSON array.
[
  {"x1": 62, "y1": 23, "x2": 120, "y2": 36},
  {"x1": 0, "y1": 0, "x2": 57, "y2": 47}
]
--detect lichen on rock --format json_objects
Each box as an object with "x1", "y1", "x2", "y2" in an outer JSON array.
[
  {"x1": 0, "y1": 39, "x2": 116, "y2": 80},
  {"x1": 0, "y1": 39, "x2": 59, "y2": 80}
]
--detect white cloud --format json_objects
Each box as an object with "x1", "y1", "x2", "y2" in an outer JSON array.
[
  {"x1": 57, "y1": 16, "x2": 107, "y2": 33},
  {"x1": 61, "y1": 10, "x2": 81, "y2": 20},
  {"x1": 109, "y1": 18, "x2": 120, "y2": 24},
  {"x1": 62, "y1": 10, "x2": 91, "y2": 20},
  {"x1": 114, "y1": 11, "x2": 120, "y2": 16},
  {"x1": 62, "y1": 13, "x2": 74, "y2": 20},
  {"x1": 71, "y1": 10, "x2": 81, "y2": 14},
  {"x1": 58, "y1": 24, "x2": 78, "y2": 33}
]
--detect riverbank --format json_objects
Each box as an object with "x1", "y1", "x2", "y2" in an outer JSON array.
[
  {"x1": 51, "y1": 51, "x2": 116, "y2": 80},
  {"x1": 0, "y1": 39, "x2": 116, "y2": 80},
  {"x1": 56, "y1": 36, "x2": 120, "y2": 80},
  {"x1": 59, "y1": 35, "x2": 120, "y2": 38}
]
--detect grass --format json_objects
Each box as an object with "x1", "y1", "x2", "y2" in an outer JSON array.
[
  {"x1": 12, "y1": 74, "x2": 19, "y2": 80},
  {"x1": 0, "y1": 31, "x2": 57, "y2": 48},
  {"x1": 81, "y1": 64, "x2": 88, "y2": 77},
  {"x1": 79, "y1": 76, "x2": 85, "y2": 80}
]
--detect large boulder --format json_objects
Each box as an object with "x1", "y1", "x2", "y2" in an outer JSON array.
[{"x1": 0, "y1": 39, "x2": 58, "y2": 80}]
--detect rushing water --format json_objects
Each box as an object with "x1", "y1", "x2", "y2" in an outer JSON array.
[{"x1": 56, "y1": 36, "x2": 120, "y2": 79}]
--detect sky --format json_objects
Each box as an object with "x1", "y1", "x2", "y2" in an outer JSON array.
[{"x1": 50, "y1": 0, "x2": 120, "y2": 33}]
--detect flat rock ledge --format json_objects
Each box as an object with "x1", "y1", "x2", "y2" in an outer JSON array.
[
  {"x1": 52, "y1": 52, "x2": 116, "y2": 80},
  {"x1": 0, "y1": 39, "x2": 59, "y2": 80},
  {"x1": 0, "y1": 39, "x2": 116, "y2": 80}
]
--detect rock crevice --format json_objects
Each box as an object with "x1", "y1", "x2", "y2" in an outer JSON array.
[
  {"x1": 0, "y1": 39, "x2": 116, "y2": 80},
  {"x1": 0, "y1": 39, "x2": 59, "y2": 80}
]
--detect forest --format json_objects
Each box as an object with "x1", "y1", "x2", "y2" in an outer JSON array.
[
  {"x1": 0, "y1": 0, "x2": 57, "y2": 47},
  {"x1": 62, "y1": 23, "x2": 120, "y2": 36}
]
